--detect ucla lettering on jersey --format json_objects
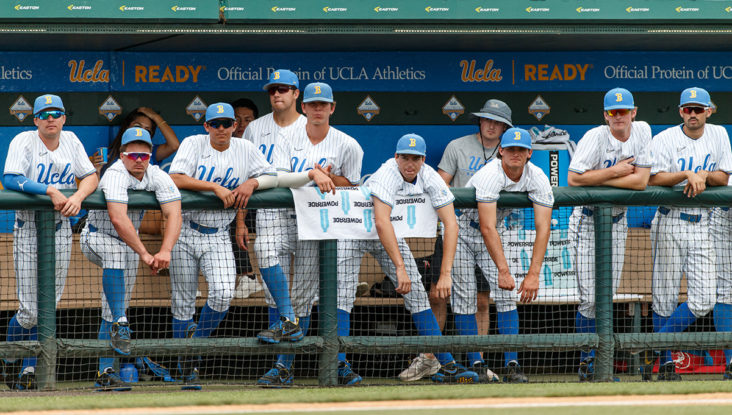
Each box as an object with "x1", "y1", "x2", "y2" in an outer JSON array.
[
  {"x1": 468, "y1": 156, "x2": 486, "y2": 175},
  {"x1": 36, "y1": 163, "x2": 75, "y2": 185},
  {"x1": 677, "y1": 154, "x2": 717, "y2": 172},
  {"x1": 258, "y1": 143, "x2": 275, "y2": 163},
  {"x1": 291, "y1": 156, "x2": 328, "y2": 172},
  {"x1": 196, "y1": 165, "x2": 241, "y2": 189}
]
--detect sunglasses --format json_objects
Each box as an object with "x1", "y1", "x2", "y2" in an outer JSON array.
[
  {"x1": 122, "y1": 152, "x2": 151, "y2": 161},
  {"x1": 207, "y1": 119, "x2": 234, "y2": 129},
  {"x1": 36, "y1": 110, "x2": 65, "y2": 120},
  {"x1": 682, "y1": 106, "x2": 706, "y2": 115},
  {"x1": 268, "y1": 85, "x2": 295, "y2": 95},
  {"x1": 606, "y1": 109, "x2": 631, "y2": 117}
]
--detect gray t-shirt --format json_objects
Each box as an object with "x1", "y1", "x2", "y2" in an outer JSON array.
[{"x1": 437, "y1": 133, "x2": 498, "y2": 188}]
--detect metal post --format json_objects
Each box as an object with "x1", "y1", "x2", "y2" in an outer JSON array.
[
  {"x1": 318, "y1": 239, "x2": 338, "y2": 386},
  {"x1": 594, "y1": 205, "x2": 614, "y2": 381},
  {"x1": 35, "y1": 210, "x2": 56, "y2": 390}
]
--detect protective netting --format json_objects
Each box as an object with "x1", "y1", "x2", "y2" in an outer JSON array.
[{"x1": 1, "y1": 200, "x2": 731, "y2": 390}]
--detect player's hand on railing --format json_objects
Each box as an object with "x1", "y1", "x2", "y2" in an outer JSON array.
[
  {"x1": 232, "y1": 179, "x2": 258, "y2": 209},
  {"x1": 309, "y1": 164, "x2": 336, "y2": 195},
  {"x1": 612, "y1": 157, "x2": 635, "y2": 177},
  {"x1": 213, "y1": 185, "x2": 236, "y2": 208},
  {"x1": 684, "y1": 171, "x2": 707, "y2": 197},
  {"x1": 518, "y1": 273, "x2": 539, "y2": 303},
  {"x1": 394, "y1": 267, "x2": 411, "y2": 295},
  {"x1": 60, "y1": 193, "x2": 83, "y2": 217},
  {"x1": 47, "y1": 186, "x2": 68, "y2": 212},
  {"x1": 236, "y1": 222, "x2": 249, "y2": 251},
  {"x1": 152, "y1": 250, "x2": 171, "y2": 273},
  {"x1": 433, "y1": 273, "x2": 451, "y2": 299},
  {"x1": 497, "y1": 268, "x2": 516, "y2": 291}
]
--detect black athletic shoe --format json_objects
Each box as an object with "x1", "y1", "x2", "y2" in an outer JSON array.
[
  {"x1": 657, "y1": 362, "x2": 681, "y2": 381},
  {"x1": 430, "y1": 361, "x2": 479, "y2": 384},
  {"x1": 94, "y1": 368, "x2": 131, "y2": 392},
  {"x1": 110, "y1": 321, "x2": 131, "y2": 356},
  {"x1": 257, "y1": 316, "x2": 304, "y2": 344},
  {"x1": 578, "y1": 357, "x2": 594, "y2": 382},
  {"x1": 257, "y1": 364, "x2": 293, "y2": 388},
  {"x1": 503, "y1": 361, "x2": 528, "y2": 383},
  {"x1": 337, "y1": 361, "x2": 362, "y2": 386}
]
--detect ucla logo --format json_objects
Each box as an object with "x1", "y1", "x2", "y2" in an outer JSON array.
[
  {"x1": 36, "y1": 163, "x2": 75, "y2": 186},
  {"x1": 677, "y1": 154, "x2": 716, "y2": 173},
  {"x1": 258, "y1": 143, "x2": 275, "y2": 163},
  {"x1": 196, "y1": 166, "x2": 240, "y2": 189},
  {"x1": 68, "y1": 59, "x2": 109, "y2": 83},
  {"x1": 291, "y1": 156, "x2": 327, "y2": 173}
]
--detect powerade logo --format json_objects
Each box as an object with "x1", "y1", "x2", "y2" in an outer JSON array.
[
  {"x1": 119, "y1": 5, "x2": 144, "y2": 11},
  {"x1": 271, "y1": 6, "x2": 296, "y2": 12},
  {"x1": 14, "y1": 5, "x2": 39, "y2": 10},
  {"x1": 171, "y1": 6, "x2": 196, "y2": 12},
  {"x1": 323, "y1": 7, "x2": 347, "y2": 13},
  {"x1": 626, "y1": 7, "x2": 649, "y2": 13},
  {"x1": 475, "y1": 7, "x2": 499, "y2": 13},
  {"x1": 425, "y1": 6, "x2": 449, "y2": 12},
  {"x1": 374, "y1": 6, "x2": 398, "y2": 12},
  {"x1": 67, "y1": 4, "x2": 91, "y2": 11},
  {"x1": 526, "y1": 7, "x2": 549, "y2": 13}
]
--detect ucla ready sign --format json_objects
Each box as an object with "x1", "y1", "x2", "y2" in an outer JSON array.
[{"x1": 5, "y1": 51, "x2": 732, "y2": 92}]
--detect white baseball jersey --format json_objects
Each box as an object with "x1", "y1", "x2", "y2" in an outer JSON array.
[
  {"x1": 243, "y1": 113, "x2": 307, "y2": 164},
  {"x1": 169, "y1": 134, "x2": 275, "y2": 229},
  {"x1": 87, "y1": 160, "x2": 181, "y2": 237},
  {"x1": 4, "y1": 130, "x2": 96, "y2": 223},
  {"x1": 651, "y1": 123, "x2": 732, "y2": 215},
  {"x1": 459, "y1": 159, "x2": 554, "y2": 237},
  {"x1": 367, "y1": 158, "x2": 454, "y2": 209}
]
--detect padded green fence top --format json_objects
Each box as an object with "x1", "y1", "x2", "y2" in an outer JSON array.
[
  {"x1": 2, "y1": 0, "x2": 732, "y2": 22},
  {"x1": 4, "y1": 186, "x2": 732, "y2": 210}
]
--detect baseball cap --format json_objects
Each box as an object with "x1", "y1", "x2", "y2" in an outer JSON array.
[
  {"x1": 679, "y1": 87, "x2": 711, "y2": 107},
  {"x1": 302, "y1": 82, "x2": 334, "y2": 103},
  {"x1": 33, "y1": 94, "x2": 65, "y2": 115},
  {"x1": 472, "y1": 99, "x2": 513, "y2": 127},
  {"x1": 205, "y1": 102, "x2": 235, "y2": 122},
  {"x1": 395, "y1": 133, "x2": 426, "y2": 157},
  {"x1": 121, "y1": 127, "x2": 153, "y2": 146},
  {"x1": 262, "y1": 69, "x2": 299, "y2": 91},
  {"x1": 604, "y1": 88, "x2": 635, "y2": 110},
  {"x1": 500, "y1": 128, "x2": 532, "y2": 150}
]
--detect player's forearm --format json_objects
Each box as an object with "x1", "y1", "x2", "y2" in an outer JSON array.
[
  {"x1": 375, "y1": 219, "x2": 406, "y2": 270},
  {"x1": 331, "y1": 175, "x2": 355, "y2": 187},
  {"x1": 648, "y1": 172, "x2": 688, "y2": 187},
  {"x1": 481, "y1": 226, "x2": 510, "y2": 272},
  {"x1": 110, "y1": 215, "x2": 149, "y2": 258},
  {"x1": 170, "y1": 174, "x2": 219, "y2": 192},
  {"x1": 73, "y1": 174, "x2": 99, "y2": 199},
  {"x1": 602, "y1": 168, "x2": 650, "y2": 190},
  {"x1": 706, "y1": 171, "x2": 730, "y2": 186},
  {"x1": 154, "y1": 124, "x2": 180, "y2": 161},
  {"x1": 2, "y1": 173, "x2": 48, "y2": 195},
  {"x1": 160, "y1": 201, "x2": 182, "y2": 253},
  {"x1": 528, "y1": 225, "x2": 550, "y2": 277},
  {"x1": 568, "y1": 169, "x2": 620, "y2": 187},
  {"x1": 437, "y1": 205, "x2": 458, "y2": 276}
]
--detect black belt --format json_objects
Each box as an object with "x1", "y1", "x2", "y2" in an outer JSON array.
[
  {"x1": 17, "y1": 219, "x2": 62, "y2": 231},
  {"x1": 581, "y1": 207, "x2": 625, "y2": 224},
  {"x1": 189, "y1": 221, "x2": 219, "y2": 234},
  {"x1": 88, "y1": 224, "x2": 124, "y2": 241},
  {"x1": 657, "y1": 206, "x2": 702, "y2": 223}
]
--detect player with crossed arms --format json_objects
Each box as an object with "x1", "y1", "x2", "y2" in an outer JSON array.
[
  {"x1": 80, "y1": 127, "x2": 182, "y2": 391},
  {"x1": 257, "y1": 82, "x2": 364, "y2": 387},
  {"x1": 645, "y1": 87, "x2": 732, "y2": 381},
  {"x1": 567, "y1": 88, "x2": 652, "y2": 381},
  {"x1": 1, "y1": 94, "x2": 98, "y2": 390},
  {"x1": 337, "y1": 133, "x2": 481, "y2": 384},
  {"x1": 451, "y1": 128, "x2": 553, "y2": 383},
  {"x1": 168, "y1": 103, "x2": 278, "y2": 389}
]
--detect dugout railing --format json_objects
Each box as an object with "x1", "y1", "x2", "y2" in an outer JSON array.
[{"x1": 2, "y1": 186, "x2": 732, "y2": 389}]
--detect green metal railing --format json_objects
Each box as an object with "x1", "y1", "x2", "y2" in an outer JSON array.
[{"x1": 3, "y1": 186, "x2": 732, "y2": 388}]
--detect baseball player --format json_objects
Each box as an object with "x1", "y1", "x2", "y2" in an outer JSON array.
[
  {"x1": 645, "y1": 87, "x2": 732, "y2": 381},
  {"x1": 709, "y1": 176, "x2": 732, "y2": 380},
  {"x1": 337, "y1": 134, "x2": 481, "y2": 384},
  {"x1": 243, "y1": 70, "x2": 309, "y2": 356},
  {"x1": 1, "y1": 94, "x2": 98, "y2": 390},
  {"x1": 80, "y1": 127, "x2": 182, "y2": 390},
  {"x1": 168, "y1": 102, "x2": 278, "y2": 388},
  {"x1": 257, "y1": 82, "x2": 364, "y2": 387},
  {"x1": 401, "y1": 99, "x2": 511, "y2": 379},
  {"x1": 567, "y1": 88, "x2": 652, "y2": 381},
  {"x1": 451, "y1": 127, "x2": 554, "y2": 383}
]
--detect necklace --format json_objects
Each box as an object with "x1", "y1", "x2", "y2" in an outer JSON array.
[{"x1": 479, "y1": 131, "x2": 499, "y2": 163}]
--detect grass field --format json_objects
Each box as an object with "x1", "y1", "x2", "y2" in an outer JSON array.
[{"x1": 1, "y1": 381, "x2": 732, "y2": 414}]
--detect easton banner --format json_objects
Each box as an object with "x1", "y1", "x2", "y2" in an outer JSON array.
[
  {"x1": 291, "y1": 187, "x2": 437, "y2": 240},
  {"x1": 4, "y1": 51, "x2": 732, "y2": 92}
]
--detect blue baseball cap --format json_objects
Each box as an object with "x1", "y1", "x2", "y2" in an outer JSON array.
[
  {"x1": 263, "y1": 69, "x2": 299, "y2": 91},
  {"x1": 302, "y1": 82, "x2": 334, "y2": 103},
  {"x1": 205, "y1": 102, "x2": 235, "y2": 122},
  {"x1": 604, "y1": 88, "x2": 635, "y2": 110},
  {"x1": 121, "y1": 127, "x2": 153, "y2": 146},
  {"x1": 395, "y1": 133, "x2": 426, "y2": 156},
  {"x1": 679, "y1": 87, "x2": 711, "y2": 107},
  {"x1": 33, "y1": 94, "x2": 65, "y2": 115},
  {"x1": 500, "y1": 128, "x2": 532, "y2": 150}
]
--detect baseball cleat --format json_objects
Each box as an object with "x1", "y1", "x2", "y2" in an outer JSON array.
[
  {"x1": 337, "y1": 361, "x2": 362, "y2": 386},
  {"x1": 430, "y1": 361, "x2": 479, "y2": 384},
  {"x1": 724, "y1": 362, "x2": 732, "y2": 380},
  {"x1": 471, "y1": 362, "x2": 500, "y2": 383},
  {"x1": 578, "y1": 357, "x2": 594, "y2": 382},
  {"x1": 94, "y1": 368, "x2": 131, "y2": 392},
  {"x1": 257, "y1": 364, "x2": 293, "y2": 388},
  {"x1": 503, "y1": 361, "x2": 528, "y2": 383},
  {"x1": 657, "y1": 361, "x2": 682, "y2": 381},
  {"x1": 257, "y1": 316, "x2": 304, "y2": 344},
  {"x1": 110, "y1": 321, "x2": 131, "y2": 356},
  {"x1": 398, "y1": 354, "x2": 440, "y2": 382}
]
